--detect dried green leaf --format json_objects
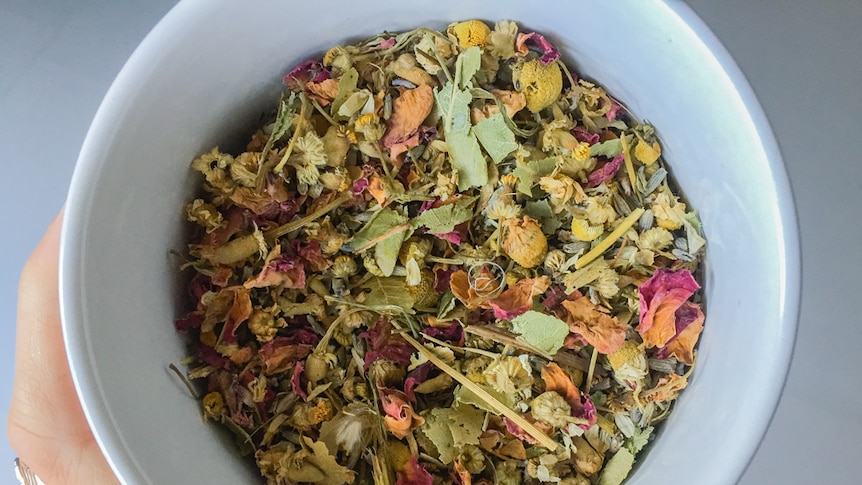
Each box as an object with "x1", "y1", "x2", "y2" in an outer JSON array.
[
  {"x1": 421, "y1": 404, "x2": 485, "y2": 464},
  {"x1": 523, "y1": 199, "x2": 562, "y2": 235},
  {"x1": 286, "y1": 436, "x2": 355, "y2": 485},
  {"x1": 362, "y1": 277, "x2": 416, "y2": 312},
  {"x1": 454, "y1": 383, "x2": 517, "y2": 413},
  {"x1": 271, "y1": 95, "x2": 297, "y2": 144},
  {"x1": 510, "y1": 310, "x2": 569, "y2": 355},
  {"x1": 513, "y1": 157, "x2": 556, "y2": 196},
  {"x1": 455, "y1": 46, "x2": 482, "y2": 90},
  {"x1": 437, "y1": 291, "x2": 457, "y2": 320},
  {"x1": 436, "y1": 48, "x2": 489, "y2": 190},
  {"x1": 331, "y1": 67, "x2": 359, "y2": 118},
  {"x1": 624, "y1": 425, "x2": 654, "y2": 455},
  {"x1": 448, "y1": 131, "x2": 488, "y2": 191},
  {"x1": 589, "y1": 138, "x2": 623, "y2": 158},
  {"x1": 348, "y1": 208, "x2": 410, "y2": 276},
  {"x1": 473, "y1": 112, "x2": 518, "y2": 163},
  {"x1": 412, "y1": 196, "x2": 478, "y2": 234},
  {"x1": 683, "y1": 211, "x2": 706, "y2": 255},
  {"x1": 597, "y1": 448, "x2": 635, "y2": 485}
]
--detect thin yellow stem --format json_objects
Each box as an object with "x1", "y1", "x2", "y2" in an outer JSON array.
[
  {"x1": 575, "y1": 208, "x2": 645, "y2": 269},
  {"x1": 401, "y1": 333, "x2": 558, "y2": 451}
]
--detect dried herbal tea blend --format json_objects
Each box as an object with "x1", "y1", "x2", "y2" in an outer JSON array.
[{"x1": 176, "y1": 19, "x2": 707, "y2": 485}]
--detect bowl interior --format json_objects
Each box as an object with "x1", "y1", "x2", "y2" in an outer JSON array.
[{"x1": 61, "y1": 1, "x2": 799, "y2": 484}]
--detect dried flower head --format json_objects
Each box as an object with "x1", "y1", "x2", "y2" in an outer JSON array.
[
  {"x1": 514, "y1": 58, "x2": 563, "y2": 113},
  {"x1": 450, "y1": 20, "x2": 492, "y2": 48},
  {"x1": 503, "y1": 216, "x2": 548, "y2": 268}
]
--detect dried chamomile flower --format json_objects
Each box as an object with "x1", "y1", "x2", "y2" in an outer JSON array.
[
  {"x1": 543, "y1": 249, "x2": 567, "y2": 275},
  {"x1": 186, "y1": 199, "x2": 224, "y2": 233},
  {"x1": 540, "y1": 173, "x2": 579, "y2": 211},
  {"x1": 496, "y1": 460, "x2": 523, "y2": 485},
  {"x1": 406, "y1": 270, "x2": 439, "y2": 307},
  {"x1": 290, "y1": 131, "x2": 329, "y2": 187},
  {"x1": 191, "y1": 147, "x2": 235, "y2": 193},
  {"x1": 433, "y1": 171, "x2": 459, "y2": 201},
  {"x1": 368, "y1": 359, "x2": 407, "y2": 387},
  {"x1": 354, "y1": 113, "x2": 385, "y2": 142},
  {"x1": 651, "y1": 190, "x2": 687, "y2": 230},
  {"x1": 484, "y1": 356, "x2": 533, "y2": 394},
  {"x1": 530, "y1": 391, "x2": 574, "y2": 428},
  {"x1": 331, "y1": 255, "x2": 358, "y2": 279},
  {"x1": 584, "y1": 196, "x2": 617, "y2": 226},
  {"x1": 514, "y1": 58, "x2": 563, "y2": 113},
  {"x1": 503, "y1": 216, "x2": 548, "y2": 268},
  {"x1": 637, "y1": 227, "x2": 673, "y2": 252},
  {"x1": 457, "y1": 444, "x2": 487, "y2": 474},
  {"x1": 488, "y1": 20, "x2": 519, "y2": 59},
  {"x1": 449, "y1": 20, "x2": 492, "y2": 48},
  {"x1": 202, "y1": 392, "x2": 224, "y2": 421},
  {"x1": 607, "y1": 342, "x2": 648, "y2": 388},
  {"x1": 248, "y1": 309, "x2": 283, "y2": 343}
]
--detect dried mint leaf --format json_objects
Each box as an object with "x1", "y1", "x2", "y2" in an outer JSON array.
[{"x1": 421, "y1": 404, "x2": 485, "y2": 464}]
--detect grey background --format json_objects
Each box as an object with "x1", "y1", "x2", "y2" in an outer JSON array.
[{"x1": 0, "y1": 1, "x2": 858, "y2": 483}]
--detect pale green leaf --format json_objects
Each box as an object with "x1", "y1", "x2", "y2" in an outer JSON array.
[
  {"x1": 421, "y1": 404, "x2": 484, "y2": 464},
  {"x1": 454, "y1": 383, "x2": 517, "y2": 413},
  {"x1": 510, "y1": 310, "x2": 569, "y2": 355},
  {"x1": 473, "y1": 113, "x2": 518, "y2": 163},
  {"x1": 597, "y1": 448, "x2": 635, "y2": 485},
  {"x1": 376, "y1": 230, "x2": 409, "y2": 277},
  {"x1": 411, "y1": 196, "x2": 477, "y2": 234},
  {"x1": 331, "y1": 67, "x2": 358, "y2": 118},
  {"x1": 286, "y1": 437, "x2": 355, "y2": 485},
  {"x1": 624, "y1": 425, "x2": 654, "y2": 455},
  {"x1": 513, "y1": 157, "x2": 557, "y2": 196},
  {"x1": 270, "y1": 95, "x2": 296, "y2": 143},
  {"x1": 524, "y1": 199, "x2": 562, "y2": 235},
  {"x1": 455, "y1": 46, "x2": 482, "y2": 89},
  {"x1": 337, "y1": 89, "x2": 374, "y2": 118},
  {"x1": 435, "y1": 82, "x2": 473, "y2": 133},
  {"x1": 348, "y1": 208, "x2": 408, "y2": 250},
  {"x1": 448, "y1": 130, "x2": 488, "y2": 190},
  {"x1": 362, "y1": 277, "x2": 416, "y2": 312},
  {"x1": 436, "y1": 291, "x2": 457, "y2": 320},
  {"x1": 683, "y1": 211, "x2": 706, "y2": 256},
  {"x1": 590, "y1": 138, "x2": 623, "y2": 158},
  {"x1": 348, "y1": 208, "x2": 410, "y2": 276}
]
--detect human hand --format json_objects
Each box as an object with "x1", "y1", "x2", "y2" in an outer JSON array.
[{"x1": 7, "y1": 211, "x2": 119, "y2": 484}]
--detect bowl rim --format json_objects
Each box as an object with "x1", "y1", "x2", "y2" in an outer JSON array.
[{"x1": 59, "y1": 1, "x2": 801, "y2": 483}]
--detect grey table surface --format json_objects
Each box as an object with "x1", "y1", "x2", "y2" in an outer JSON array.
[{"x1": 1, "y1": 1, "x2": 859, "y2": 483}]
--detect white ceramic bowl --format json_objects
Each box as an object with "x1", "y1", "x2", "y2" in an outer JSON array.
[{"x1": 60, "y1": 1, "x2": 800, "y2": 484}]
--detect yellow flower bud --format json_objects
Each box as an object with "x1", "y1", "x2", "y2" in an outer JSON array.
[
  {"x1": 450, "y1": 20, "x2": 491, "y2": 48},
  {"x1": 514, "y1": 59, "x2": 563, "y2": 113}
]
